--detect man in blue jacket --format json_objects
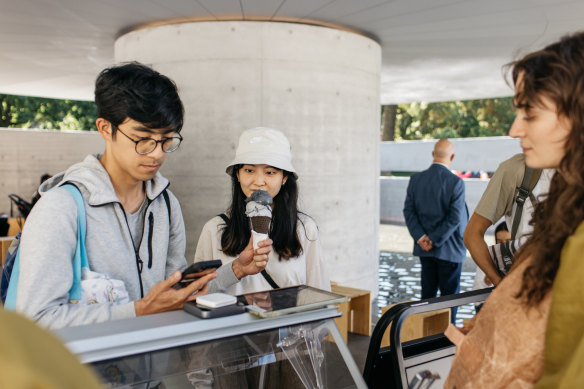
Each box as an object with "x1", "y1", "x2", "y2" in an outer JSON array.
[{"x1": 403, "y1": 139, "x2": 468, "y2": 322}]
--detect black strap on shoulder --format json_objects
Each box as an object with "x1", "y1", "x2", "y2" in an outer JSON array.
[
  {"x1": 260, "y1": 270, "x2": 280, "y2": 289},
  {"x1": 217, "y1": 213, "x2": 280, "y2": 289},
  {"x1": 511, "y1": 166, "x2": 542, "y2": 239},
  {"x1": 162, "y1": 189, "x2": 171, "y2": 223},
  {"x1": 527, "y1": 168, "x2": 542, "y2": 205}
]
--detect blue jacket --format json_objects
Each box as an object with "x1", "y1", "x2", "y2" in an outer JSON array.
[{"x1": 403, "y1": 163, "x2": 468, "y2": 263}]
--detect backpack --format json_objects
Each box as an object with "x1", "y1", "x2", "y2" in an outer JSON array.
[
  {"x1": 1, "y1": 184, "x2": 87, "y2": 308},
  {"x1": 510, "y1": 166, "x2": 542, "y2": 240},
  {"x1": 488, "y1": 165, "x2": 542, "y2": 276},
  {"x1": 0, "y1": 233, "x2": 21, "y2": 303}
]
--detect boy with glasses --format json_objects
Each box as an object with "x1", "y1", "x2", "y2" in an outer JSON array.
[{"x1": 13, "y1": 62, "x2": 271, "y2": 329}]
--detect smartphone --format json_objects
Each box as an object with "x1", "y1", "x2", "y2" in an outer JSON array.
[
  {"x1": 181, "y1": 260, "x2": 222, "y2": 281},
  {"x1": 173, "y1": 260, "x2": 222, "y2": 289}
]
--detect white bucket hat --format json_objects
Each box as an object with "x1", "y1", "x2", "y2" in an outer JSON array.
[{"x1": 226, "y1": 127, "x2": 297, "y2": 177}]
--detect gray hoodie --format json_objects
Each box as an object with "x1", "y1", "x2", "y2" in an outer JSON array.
[{"x1": 16, "y1": 155, "x2": 189, "y2": 329}]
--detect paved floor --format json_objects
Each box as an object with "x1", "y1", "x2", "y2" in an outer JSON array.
[
  {"x1": 378, "y1": 222, "x2": 491, "y2": 262},
  {"x1": 378, "y1": 223, "x2": 416, "y2": 253}
]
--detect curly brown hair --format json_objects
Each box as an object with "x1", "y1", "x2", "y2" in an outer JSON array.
[{"x1": 509, "y1": 31, "x2": 584, "y2": 307}]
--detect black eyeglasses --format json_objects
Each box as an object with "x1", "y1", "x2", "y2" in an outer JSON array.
[{"x1": 115, "y1": 126, "x2": 183, "y2": 155}]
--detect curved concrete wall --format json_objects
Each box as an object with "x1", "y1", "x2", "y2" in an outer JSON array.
[{"x1": 115, "y1": 21, "x2": 382, "y2": 293}]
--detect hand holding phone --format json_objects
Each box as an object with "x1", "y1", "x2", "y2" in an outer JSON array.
[{"x1": 175, "y1": 260, "x2": 222, "y2": 289}]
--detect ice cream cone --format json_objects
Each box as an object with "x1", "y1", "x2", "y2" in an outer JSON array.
[
  {"x1": 245, "y1": 190, "x2": 273, "y2": 249},
  {"x1": 250, "y1": 216, "x2": 271, "y2": 234}
]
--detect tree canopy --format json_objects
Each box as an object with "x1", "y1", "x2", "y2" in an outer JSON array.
[
  {"x1": 390, "y1": 97, "x2": 515, "y2": 140},
  {"x1": 0, "y1": 93, "x2": 97, "y2": 131},
  {"x1": 2, "y1": 92, "x2": 514, "y2": 138}
]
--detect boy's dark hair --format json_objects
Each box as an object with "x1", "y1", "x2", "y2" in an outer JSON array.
[
  {"x1": 94, "y1": 62, "x2": 184, "y2": 135},
  {"x1": 494, "y1": 221, "x2": 508, "y2": 235}
]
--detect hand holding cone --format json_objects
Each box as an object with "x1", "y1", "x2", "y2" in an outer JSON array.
[{"x1": 245, "y1": 190, "x2": 273, "y2": 249}]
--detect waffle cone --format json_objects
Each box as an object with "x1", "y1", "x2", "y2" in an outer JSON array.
[{"x1": 250, "y1": 216, "x2": 271, "y2": 234}]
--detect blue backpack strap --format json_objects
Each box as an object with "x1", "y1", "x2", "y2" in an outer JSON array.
[
  {"x1": 4, "y1": 184, "x2": 87, "y2": 309},
  {"x1": 61, "y1": 184, "x2": 87, "y2": 303}
]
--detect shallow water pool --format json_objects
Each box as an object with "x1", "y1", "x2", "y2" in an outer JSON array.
[{"x1": 375, "y1": 251, "x2": 478, "y2": 326}]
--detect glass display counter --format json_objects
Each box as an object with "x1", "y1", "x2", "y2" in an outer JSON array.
[{"x1": 56, "y1": 306, "x2": 366, "y2": 388}]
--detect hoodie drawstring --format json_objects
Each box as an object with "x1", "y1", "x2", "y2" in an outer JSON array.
[
  {"x1": 148, "y1": 212, "x2": 154, "y2": 269},
  {"x1": 120, "y1": 205, "x2": 145, "y2": 298}
]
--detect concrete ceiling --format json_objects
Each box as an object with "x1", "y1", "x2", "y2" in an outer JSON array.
[{"x1": 0, "y1": 0, "x2": 582, "y2": 104}]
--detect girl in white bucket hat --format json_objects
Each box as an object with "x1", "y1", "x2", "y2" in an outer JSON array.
[{"x1": 194, "y1": 127, "x2": 330, "y2": 294}]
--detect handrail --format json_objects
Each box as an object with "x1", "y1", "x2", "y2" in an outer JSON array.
[{"x1": 363, "y1": 288, "x2": 493, "y2": 388}]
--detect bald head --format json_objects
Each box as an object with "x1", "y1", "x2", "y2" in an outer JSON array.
[{"x1": 432, "y1": 139, "x2": 455, "y2": 166}]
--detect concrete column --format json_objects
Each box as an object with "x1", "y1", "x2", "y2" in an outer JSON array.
[{"x1": 115, "y1": 21, "x2": 381, "y2": 294}]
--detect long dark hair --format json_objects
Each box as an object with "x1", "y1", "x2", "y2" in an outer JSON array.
[
  {"x1": 510, "y1": 31, "x2": 584, "y2": 306},
  {"x1": 220, "y1": 165, "x2": 304, "y2": 260}
]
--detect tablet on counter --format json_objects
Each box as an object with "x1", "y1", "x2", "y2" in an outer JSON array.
[{"x1": 183, "y1": 285, "x2": 348, "y2": 319}]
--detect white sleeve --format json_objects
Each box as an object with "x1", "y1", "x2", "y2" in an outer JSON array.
[
  {"x1": 301, "y1": 218, "x2": 331, "y2": 291},
  {"x1": 194, "y1": 218, "x2": 217, "y2": 263},
  {"x1": 194, "y1": 217, "x2": 239, "y2": 293}
]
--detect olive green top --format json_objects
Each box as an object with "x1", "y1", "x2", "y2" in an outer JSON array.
[
  {"x1": 0, "y1": 309, "x2": 102, "y2": 389},
  {"x1": 535, "y1": 221, "x2": 584, "y2": 388}
]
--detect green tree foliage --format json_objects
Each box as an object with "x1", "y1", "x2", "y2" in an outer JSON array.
[
  {"x1": 0, "y1": 93, "x2": 97, "y2": 131},
  {"x1": 393, "y1": 97, "x2": 515, "y2": 140}
]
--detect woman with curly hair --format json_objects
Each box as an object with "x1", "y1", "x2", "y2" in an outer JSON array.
[{"x1": 445, "y1": 31, "x2": 584, "y2": 388}]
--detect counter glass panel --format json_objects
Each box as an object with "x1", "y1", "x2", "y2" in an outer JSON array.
[{"x1": 91, "y1": 318, "x2": 361, "y2": 389}]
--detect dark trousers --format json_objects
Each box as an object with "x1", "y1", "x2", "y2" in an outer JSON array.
[{"x1": 420, "y1": 256, "x2": 462, "y2": 324}]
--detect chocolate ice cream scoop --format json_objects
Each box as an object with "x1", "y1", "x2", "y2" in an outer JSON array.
[{"x1": 245, "y1": 190, "x2": 273, "y2": 234}]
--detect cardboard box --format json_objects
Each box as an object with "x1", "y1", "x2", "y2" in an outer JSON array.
[
  {"x1": 7, "y1": 217, "x2": 24, "y2": 236},
  {"x1": 1, "y1": 236, "x2": 15, "y2": 265}
]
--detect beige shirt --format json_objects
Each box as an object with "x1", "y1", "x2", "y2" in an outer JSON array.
[
  {"x1": 194, "y1": 214, "x2": 331, "y2": 295},
  {"x1": 474, "y1": 153, "x2": 554, "y2": 239},
  {"x1": 472, "y1": 153, "x2": 554, "y2": 289}
]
